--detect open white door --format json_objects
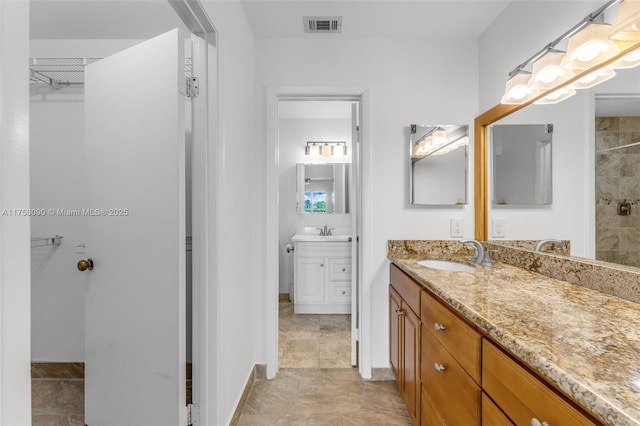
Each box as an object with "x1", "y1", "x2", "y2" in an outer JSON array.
[{"x1": 83, "y1": 29, "x2": 187, "y2": 426}]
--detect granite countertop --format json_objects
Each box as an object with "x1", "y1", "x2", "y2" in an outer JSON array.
[{"x1": 388, "y1": 242, "x2": 640, "y2": 426}]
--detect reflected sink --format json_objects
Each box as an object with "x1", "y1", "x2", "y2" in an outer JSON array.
[{"x1": 417, "y1": 259, "x2": 476, "y2": 272}]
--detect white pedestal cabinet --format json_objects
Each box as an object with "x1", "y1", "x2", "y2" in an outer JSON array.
[{"x1": 293, "y1": 240, "x2": 352, "y2": 314}]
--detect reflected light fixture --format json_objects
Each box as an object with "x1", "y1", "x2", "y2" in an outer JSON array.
[
  {"x1": 501, "y1": 0, "x2": 640, "y2": 106},
  {"x1": 411, "y1": 127, "x2": 450, "y2": 157},
  {"x1": 609, "y1": 0, "x2": 640, "y2": 41},
  {"x1": 534, "y1": 87, "x2": 577, "y2": 105},
  {"x1": 610, "y1": 44, "x2": 640, "y2": 67},
  {"x1": 570, "y1": 67, "x2": 617, "y2": 89}
]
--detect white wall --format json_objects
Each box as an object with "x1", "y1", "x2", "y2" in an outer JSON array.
[
  {"x1": 256, "y1": 37, "x2": 479, "y2": 369},
  {"x1": 30, "y1": 92, "x2": 87, "y2": 362},
  {"x1": 0, "y1": 1, "x2": 32, "y2": 423},
  {"x1": 200, "y1": 2, "x2": 261, "y2": 424},
  {"x1": 278, "y1": 117, "x2": 352, "y2": 293}
]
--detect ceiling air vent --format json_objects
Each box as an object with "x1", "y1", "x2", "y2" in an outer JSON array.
[{"x1": 303, "y1": 16, "x2": 342, "y2": 33}]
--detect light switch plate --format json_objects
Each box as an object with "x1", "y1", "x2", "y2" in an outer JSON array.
[
  {"x1": 450, "y1": 218, "x2": 464, "y2": 238},
  {"x1": 492, "y1": 218, "x2": 506, "y2": 238}
]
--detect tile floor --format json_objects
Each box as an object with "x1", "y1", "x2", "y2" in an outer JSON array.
[
  {"x1": 234, "y1": 298, "x2": 411, "y2": 425},
  {"x1": 236, "y1": 369, "x2": 412, "y2": 425},
  {"x1": 31, "y1": 299, "x2": 409, "y2": 426},
  {"x1": 31, "y1": 363, "x2": 84, "y2": 426},
  {"x1": 279, "y1": 298, "x2": 352, "y2": 368}
]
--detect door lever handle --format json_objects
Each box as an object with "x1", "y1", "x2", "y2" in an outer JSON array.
[{"x1": 77, "y1": 258, "x2": 94, "y2": 271}]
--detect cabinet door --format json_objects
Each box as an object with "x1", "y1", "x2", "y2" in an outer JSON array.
[
  {"x1": 296, "y1": 257, "x2": 325, "y2": 303},
  {"x1": 389, "y1": 286, "x2": 402, "y2": 382},
  {"x1": 402, "y1": 305, "x2": 420, "y2": 425}
]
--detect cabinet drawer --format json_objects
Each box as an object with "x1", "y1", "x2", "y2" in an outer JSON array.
[
  {"x1": 328, "y1": 259, "x2": 351, "y2": 281},
  {"x1": 482, "y1": 393, "x2": 514, "y2": 426},
  {"x1": 328, "y1": 282, "x2": 351, "y2": 303},
  {"x1": 482, "y1": 340, "x2": 598, "y2": 426},
  {"x1": 390, "y1": 264, "x2": 422, "y2": 316},
  {"x1": 421, "y1": 332, "x2": 481, "y2": 425},
  {"x1": 421, "y1": 290, "x2": 481, "y2": 383}
]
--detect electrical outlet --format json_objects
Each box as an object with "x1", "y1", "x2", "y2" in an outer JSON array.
[
  {"x1": 450, "y1": 218, "x2": 464, "y2": 238},
  {"x1": 493, "y1": 218, "x2": 506, "y2": 238}
]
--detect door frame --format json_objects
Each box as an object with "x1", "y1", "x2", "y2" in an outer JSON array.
[
  {"x1": 265, "y1": 86, "x2": 373, "y2": 379},
  {"x1": 0, "y1": 1, "x2": 219, "y2": 423},
  {"x1": 169, "y1": 1, "x2": 218, "y2": 424}
]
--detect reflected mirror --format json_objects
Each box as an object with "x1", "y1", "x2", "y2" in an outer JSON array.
[
  {"x1": 491, "y1": 124, "x2": 553, "y2": 206},
  {"x1": 409, "y1": 124, "x2": 469, "y2": 206},
  {"x1": 296, "y1": 163, "x2": 350, "y2": 214}
]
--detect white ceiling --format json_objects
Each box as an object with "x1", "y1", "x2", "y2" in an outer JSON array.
[
  {"x1": 30, "y1": 1, "x2": 188, "y2": 39},
  {"x1": 240, "y1": 0, "x2": 513, "y2": 39},
  {"x1": 30, "y1": 1, "x2": 513, "y2": 40}
]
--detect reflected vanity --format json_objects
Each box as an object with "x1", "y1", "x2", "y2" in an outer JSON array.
[{"x1": 409, "y1": 124, "x2": 469, "y2": 206}]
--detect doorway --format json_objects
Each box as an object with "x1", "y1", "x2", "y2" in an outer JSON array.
[
  {"x1": 28, "y1": 1, "x2": 217, "y2": 424},
  {"x1": 277, "y1": 99, "x2": 357, "y2": 368},
  {"x1": 266, "y1": 89, "x2": 368, "y2": 378}
]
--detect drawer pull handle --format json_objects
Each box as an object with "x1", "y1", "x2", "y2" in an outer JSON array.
[
  {"x1": 341, "y1": 268, "x2": 346, "y2": 272},
  {"x1": 395, "y1": 307, "x2": 404, "y2": 316},
  {"x1": 341, "y1": 290, "x2": 346, "y2": 295},
  {"x1": 434, "y1": 363, "x2": 446, "y2": 372},
  {"x1": 531, "y1": 419, "x2": 549, "y2": 426},
  {"x1": 320, "y1": 264, "x2": 324, "y2": 267},
  {"x1": 434, "y1": 322, "x2": 446, "y2": 332},
  {"x1": 531, "y1": 417, "x2": 549, "y2": 426}
]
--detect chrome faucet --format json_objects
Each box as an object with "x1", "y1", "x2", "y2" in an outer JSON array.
[
  {"x1": 316, "y1": 225, "x2": 335, "y2": 236},
  {"x1": 460, "y1": 239, "x2": 485, "y2": 264},
  {"x1": 534, "y1": 239, "x2": 563, "y2": 252}
]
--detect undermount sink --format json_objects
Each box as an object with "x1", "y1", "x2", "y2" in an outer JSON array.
[{"x1": 417, "y1": 259, "x2": 476, "y2": 272}]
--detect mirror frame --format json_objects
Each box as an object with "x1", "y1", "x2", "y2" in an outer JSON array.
[{"x1": 474, "y1": 40, "x2": 640, "y2": 240}]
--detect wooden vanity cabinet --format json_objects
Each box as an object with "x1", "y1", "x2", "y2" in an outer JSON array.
[
  {"x1": 389, "y1": 262, "x2": 602, "y2": 426},
  {"x1": 482, "y1": 340, "x2": 599, "y2": 426},
  {"x1": 389, "y1": 264, "x2": 421, "y2": 425}
]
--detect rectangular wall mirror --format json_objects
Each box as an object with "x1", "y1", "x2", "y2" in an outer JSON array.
[
  {"x1": 296, "y1": 163, "x2": 350, "y2": 214},
  {"x1": 491, "y1": 123, "x2": 553, "y2": 206},
  {"x1": 409, "y1": 124, "x2": 468, "y2": 206}
]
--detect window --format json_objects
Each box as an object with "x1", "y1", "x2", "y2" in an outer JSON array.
[{"x1": 304, "y1": 191, "x2": 327, "y2": 213}]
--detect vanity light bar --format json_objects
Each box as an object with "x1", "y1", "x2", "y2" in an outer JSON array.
[
  {"x1": 304, "y1": 141, "x2": 347, "y2": 157},
  {"x1": 501, "y1": 0, "x2": 640, "y2": 105}
]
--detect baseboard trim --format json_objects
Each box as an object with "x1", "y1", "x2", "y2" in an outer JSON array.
[
  {"x1": 229, "y1": 364, "x2": 266, "y2": 425},
  {"x1": 369, "y1": 367, "x2": 395, "y2": 381},
  {"x1": 31, "y1": 362, "x2": 84, "y2": 379}
]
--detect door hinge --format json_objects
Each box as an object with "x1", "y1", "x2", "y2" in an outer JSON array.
[
  {"x1": 187, "y1": 403, "x2": 200, "y2": 425},
  {"x1": 186, "y1": 77, "x2": 199, "y2": 98}
]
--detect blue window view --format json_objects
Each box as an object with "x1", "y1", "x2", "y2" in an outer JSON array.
[{"x1": 304, "y1": 191, "x2": 327, "y2": 213}]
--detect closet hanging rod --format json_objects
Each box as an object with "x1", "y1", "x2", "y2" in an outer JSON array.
[{"x1": 31, "y1": 235, "x2": 63, "y2": 249}]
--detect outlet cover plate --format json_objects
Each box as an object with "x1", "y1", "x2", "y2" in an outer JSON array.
[
  {"x1": 450, "y1": 218, "x2": 464, "y2": 238},
  {"x1": 492, "y1": 218, "x2": 506, "y2": 238}
]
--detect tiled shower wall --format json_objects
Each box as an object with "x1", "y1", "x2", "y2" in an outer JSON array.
[{"x1": 595, "y1": 116, "x2": 640, "y2": 267}]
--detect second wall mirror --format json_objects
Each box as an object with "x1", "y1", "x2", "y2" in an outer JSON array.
[{"x1": 409, "y1": 124, "x2": 469, "y2": 206}]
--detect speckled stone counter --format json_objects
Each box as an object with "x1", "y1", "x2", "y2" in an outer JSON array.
[{"x1": 388, "y1": 240, "x2": 640, "y2": 426}]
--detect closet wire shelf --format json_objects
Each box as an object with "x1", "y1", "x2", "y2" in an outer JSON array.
[
  {"x1": 31, "y1": 235, "x2": 63, "y2": 249},
  {"x1": 30, "y1": 57, "x2": 193, "y2": 87}
]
